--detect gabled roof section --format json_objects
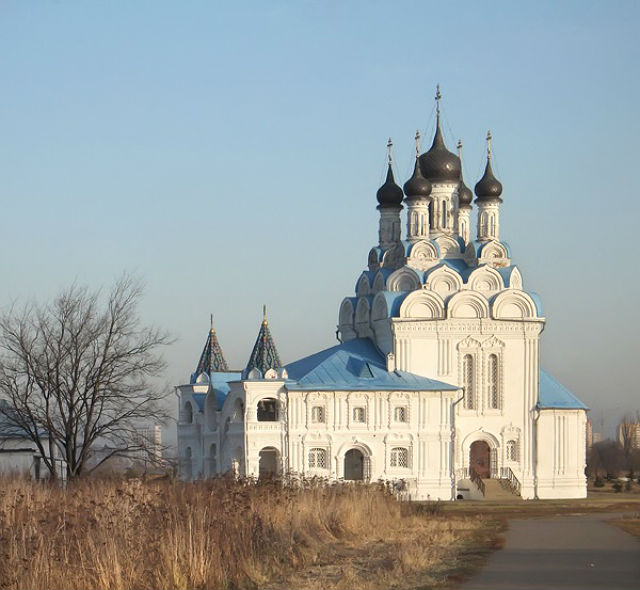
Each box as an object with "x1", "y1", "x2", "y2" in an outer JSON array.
[
  {"x1": 538, "y1": 370, "x2": 588, "y2": 410},
  {"x1": 285, "y1": 338, "x2": 458, "y2": 392},
  {"x1": 245, "y1": 307, "x2": 282, "y2": 375},
  {"x1": 191, "y1": 318, "x2": 229, "y2": 383}
]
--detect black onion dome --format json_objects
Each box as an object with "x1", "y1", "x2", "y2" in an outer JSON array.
[
  {"x1": 403, "y1": 157, "x2": 432, "y2": 199},
  {"x1": 474, "y1": 160, "x2": 503, "y2": 201},
  {"x1": 458, "y1": 177, "x2": 473, "y2": 207},
  {"x1": 419, "y1": 122, "x2": 461, "y2": 183},
  {"x1": 376, "y1": 164, "x2": 404, "y2": 207}
]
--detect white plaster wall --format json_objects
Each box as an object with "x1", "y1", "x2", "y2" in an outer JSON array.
[{"x1": 536, "y1": 409, "x2": 587, "y2": 499}]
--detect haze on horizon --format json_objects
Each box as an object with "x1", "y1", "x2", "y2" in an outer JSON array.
[{"x1": 1, "y1": 1, "x2": 638, "y2": 443}]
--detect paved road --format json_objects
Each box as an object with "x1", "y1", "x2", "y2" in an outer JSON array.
[{"x1": 462, "y1": 512, "x2": 640, "y2": 589}]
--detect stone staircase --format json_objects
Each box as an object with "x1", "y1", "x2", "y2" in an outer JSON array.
[{"x1": 482, "y1": 478, "x2": 521, "y2": 501}]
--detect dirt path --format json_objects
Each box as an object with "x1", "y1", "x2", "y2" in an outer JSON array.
[{"x1": 461, "y1": 512, "x2": 640, "y2": 589}]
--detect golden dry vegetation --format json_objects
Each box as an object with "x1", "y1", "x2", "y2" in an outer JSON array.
[{"x1": 0, "y1": 477, "x2": 492, "y2": 590}]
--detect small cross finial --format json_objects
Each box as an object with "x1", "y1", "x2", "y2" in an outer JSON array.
[
  {"x1": 387, "y1": 137, "x2": 393, "y2": 165},
  {"x1": 262, "y1": 304, "x2": 267, "y2": 324},
  {"x1": 210, "y1": 313, "x2": 215, "y2": 333},
  {"x1": 435, "y1": 84, "x2": 442, "y2": 119},
  {"x1": 486, "y1": 130, "x2": 493, "y2": 160},
  {"x1": 414, "y1": 130, "x2": 421, "y2": 157},
  {"x1": 457, "y1": 139, "x2": 463, "y2": 159}
]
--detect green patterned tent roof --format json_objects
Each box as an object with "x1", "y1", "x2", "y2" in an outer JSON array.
[
  {"x1": 191, "y1": 318, "x2": 229, "y2": 382},
  {"x1": 245, "y1": 307, "x2": 281, "y2": 375}
]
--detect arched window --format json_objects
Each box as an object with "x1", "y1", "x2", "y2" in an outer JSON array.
[
  {"x1": 232, "y1": 398, "x2": 244, "y2": 422},
  {"x1": 184, "y1": 401, "x2": 193, "y2": 424},
  {"x1": 411, "y1": 212, "x2": 418, "y2": 234},
  {"x1": 208, "y1": 443, "x2": 217, "y2": 477},
  {"x1": 419, "y1": 213, "x2": 426, "y2": 236},
  {"x1": 390, "y1": 447, "x2": 408, "y2": 468},
  {"x1": 308, "y1": 447, "x2": 327, "y2": 469},
  {"x1": 352, "y1": 407, "x2": 366, "y2": 423},
  {"x1": 489, "y1": 214, "x2": 496, "y2": 237},
  {"x1": 393, "y1": 406, "x2": 407, "y2": 423},
  {"x1": 257, "y1": 398, "x2": 277, "y2": 421},
  {"x1": 463, "y1": 354, "x2": 474, "y2": 410},
  {"x1": 183, "y1": 447, "x2": 192, "y2": 480},
  {"x1": 488, "y1": 354, "x2": 499, "y2": 409},
  {"x1": 441, "y1": 200, "x2": 447, "y2": 228},
  {"x1": 311, "y1": 406, "x2": 325, "y2": 423},
  {"x1": 506, "y1": 440, "x2": 518, "y2": 462},
  {"x1": 428, "y1": 201, "x2": 433, "y2": 227},
  {"x1": 480, "y1": 212, "x2": 487, "y2": 236}
]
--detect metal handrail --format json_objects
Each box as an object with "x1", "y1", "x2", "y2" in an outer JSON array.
[
  {"x1": 500, "y1": 466, "x2": 521, "y2": 495},
  {"x1": 469, "y1": 466, "x2": 485, "y2": 496}
]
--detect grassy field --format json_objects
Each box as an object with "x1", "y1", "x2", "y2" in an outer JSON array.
[
  {"x1": 2, "y1": 478, "x2": 638, "y2": 590},
  {"x1": 0, "y1": 477, "x2": 490, "y2": 590}
]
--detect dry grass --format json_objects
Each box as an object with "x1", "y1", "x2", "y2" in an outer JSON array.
[
  {"x1": 611, "y1": 513, "x2": 640, "y2": 540},
  {"x1": 0, "y1": 477, "x2": 488, "y2": 590}
]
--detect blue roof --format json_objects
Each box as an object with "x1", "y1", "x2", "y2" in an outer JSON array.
[
  {"x1": 538, "y1": 370, "x2": 588, "y2": 410},
  {"x1": 376, "y1": 291, "x2": 409, "y2": 317},
  {"x1": 529, "y1": 292, "x2": 543, "y2": 316},
  {"x1": 212, "y1": 372, "x2": 242, "y2": 410},
  {"x1": 285, "y1": 338, "x2": 459, "y2": 392}
]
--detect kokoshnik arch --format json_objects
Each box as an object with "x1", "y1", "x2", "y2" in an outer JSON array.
[{"x1": 177, "y1": 87, "x2": 587, "y2": 500}]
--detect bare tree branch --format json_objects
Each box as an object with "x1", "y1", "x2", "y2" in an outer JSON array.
[{"x1": 0, "y1": 274, "x2": 173, "y2": 479}]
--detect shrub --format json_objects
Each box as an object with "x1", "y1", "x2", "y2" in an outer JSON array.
[
  {"x1": 594, "y1": 476, "x2": 605, "y2": 488},
  {"x1": 612, "y1": 481, "x2": 623, "y2": 493}
]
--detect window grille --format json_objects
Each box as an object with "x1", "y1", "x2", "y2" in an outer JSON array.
[
  {"x1": 352, "y1": 407, "x2": 366, "y2": 423},
  {"x1": 463, "y1": 354, "x2": 474, "y2": 409},
  {"x1": 390, "y1": 447, "x2": 408, "y2": 468},
  {"x1": 506, "y1": 440, "x2": 518, "y2": 462},
  {"x1": 308, "y1": 448, "x2": 327, "y2": 469},
  {"x1": 311, "y1": 406, "x2": 325, "y2": 423},
  {"x1": 394, "y1": 406, "x2": 407, "y2": 422},
  {"x1": 488, "y1": 354, "x2": 499, "y2": 409}
]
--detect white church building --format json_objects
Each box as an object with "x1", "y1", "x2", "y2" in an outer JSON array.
[{"x1": 177, "y1": 90, "x2": 588, "y2": 500}]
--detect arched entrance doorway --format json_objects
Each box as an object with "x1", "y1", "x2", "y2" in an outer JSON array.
[
  {"x1": 344, "y1": 448, "x2": 364, "y2": 480},
  {"x1": 258, "y1": 447, "x2": 279, "y2": 479},
  {"x1": 470, "y1": 440, "x2": 491, "y2": 478}
]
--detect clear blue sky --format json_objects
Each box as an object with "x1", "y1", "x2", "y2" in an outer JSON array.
[{"x1": 1, "y1": 1, "x2": 638, "y2": 439}]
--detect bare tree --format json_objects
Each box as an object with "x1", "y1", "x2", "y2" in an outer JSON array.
[
  {"x1": 0, "y1": 275, "x2": 172, "y2": 479},
  {"x1": 618, "y1": 412, "x2": 640, "y2": 469}
]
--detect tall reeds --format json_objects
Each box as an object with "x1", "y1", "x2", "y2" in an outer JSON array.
[{"x1": 0, "y1": 477, "x2": 480, "y2": 589}]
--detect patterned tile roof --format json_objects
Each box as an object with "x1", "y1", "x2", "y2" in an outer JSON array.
[
  {"x1": 245, "y1": 307, "x2": 282, "y2": 375},
  {"x1": 191, "y1": 318, "x2": 229, "y2": 383}
]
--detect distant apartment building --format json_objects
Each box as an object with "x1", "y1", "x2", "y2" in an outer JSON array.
[{"x1": 618, "y1": 419, "x2": 640, "y2": 450}]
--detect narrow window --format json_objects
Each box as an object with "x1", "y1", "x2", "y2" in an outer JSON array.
[
  {"x1": 352, "y1": 407, "x2": 366, "y2": 423},
  {"x1": 488, "y1": 354, "x2": 499, "y2": 409},
  {"x1": 428, "y1": 200, "x2": 433, "y2": 227},
  {"x1": 311, "y1": 406, "x2": 325, "y2": 423},
  {"x1": 390, "y1": 447, "x2": 408, "y2": 468},
  {"x1": 411, "y1": 212, "x2": 418, "y2": 235},
  {"x1": 506, "y1": 440, "x2": 518, "y2": 462},
  {"x1": 441, "y1": 200, "x2": 447, "y2": 227},
  {"x1": 394, "y1": 406, "x2": 407, "y2": 423},
  {"x1": 463, "y1": 354, "x2": 474, "y2": 410},
  {"x1": 308, "y1": 448, "x2": 327, "y2": 469}
]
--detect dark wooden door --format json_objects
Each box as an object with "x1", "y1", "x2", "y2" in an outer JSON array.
[
  {"x1": 344, "y1": 449, "x2": 364, "y2": 480},
  {"x1": 470, "y1": 440, "x2": 491, "y2": 478}
]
